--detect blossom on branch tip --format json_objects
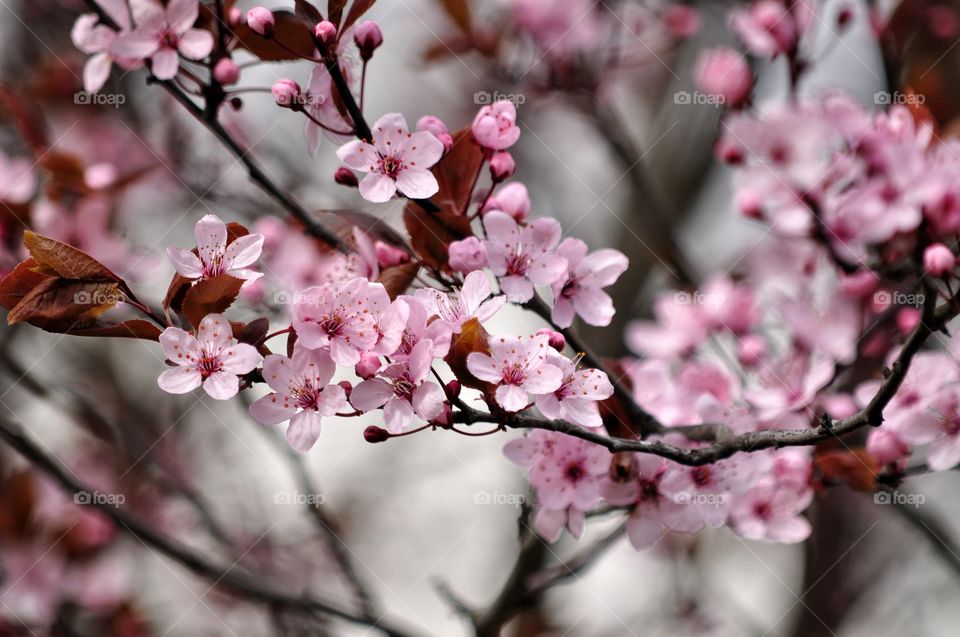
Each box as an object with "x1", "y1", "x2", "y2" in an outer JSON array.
[
  {"x1": 166, "y1": 214, "x2": 264, "y2": 284},
  {"x1": 249, "y1": 348, "x2": 348, "y2": 452},
  {"x1": 534, "y1": 353, "x2": 613, "y2": 428},
  {"x1": 482, "y1": 211, "x2": 567, "y2": 303},
  {"x1": 337, "y1": 113, "x2": 445, "y2": 203},
  {"x1": 550, "y1": 238, "x2": 628, "y2": 328},
  {"x1": 472, "y1": 100, "x2": 521, "y2": 150},
  {"x1": 416, "y1": 271, "x2": 504, "y2": 334},
  {"x1": 158, "y1": 314, "x2": 261, "y2": 400},
  {"x1": 110, "y1": 0, "x2": 213, "y2": 80}
]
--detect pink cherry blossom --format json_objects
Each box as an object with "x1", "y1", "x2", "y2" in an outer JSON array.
[
  {"x1": 249, "y1": 348, "x2": 348, "y2": 451},
  {"x1": 166, "y1": 214, "x2": 264, "y2": 284},
  {"x1": 416, "y1": 270, "x2": 505, "y2": 334},
  {"x1": 482, "y1": 182, "x2": 531, "y2": 221},
  {"x1": 729, "y1": 478, "x2": 813, "y2": 543},
  {"x1": 158, "y1": 314, "x2": 262, "y2": 400},
  {"x1": 695, "y1": 47, "x2": 752, "y2": 107},
  {"x1": 535, "y1": 353, "x2": 614, "y2": 427},
  {"x1": 447, "y1": 236, "x2": 488, "y2": 273},
  {"x1": 395, "y1": 296, "x2": 452, "y2": 359},
  {"x1": 350, "y1": 339, "x2": 446, "y2": 432},
  {"x1": 336, "y1": 113, "x2": 445, "y2": 203},
  {"x1": 292, "y1": 278, "x2": 382, "y2": 366},
  {"x1": 730, "y1": 0, "x2": 803, "y2": 57},
  {"x1": 471, "y1": 100, "x2": 521, "y2": 150},
  {"x1": 601, "y1": 454, "x2": 704, "y2": 549},
  {"x1": 110, "y1": 0, "x2": 214, "y2": 81},
  {"x1": 745, "y1": 350, "x2": 835, "y2": 422},
  {"x1": 71, "y1": 0, "x2": 138, "y2": 92},
  {"x1": 550, "y1": 238, "x2": 628, "y2": 328},
  {"x1": 482, "y1": 211, "x2": 567, "y2": 303},
  {"x1": 467, "y1": 333, "x2": 563, "y2": 411}
]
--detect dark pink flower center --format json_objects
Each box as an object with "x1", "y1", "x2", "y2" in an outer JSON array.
[
  {"x1": 502, "y1": 364, "x2": 527, "y2": 386},
  {"x1": 291, "y1": 381, "x2": 323, "y2": 411},
  {"x1": 196, "y1": 353, "x2": 223, "y2": 379},
  {"x1": 378, "y1": 155, "x2": 405, "y2": 179}
]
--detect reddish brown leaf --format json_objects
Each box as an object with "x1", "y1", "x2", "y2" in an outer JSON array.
[
  {"x1": 402, "y1": 203, "x2": 473, "y2": 271},
  {"x1": 23, "y1": 231, "x2": 121, "y2": 282},
  {"x1": 377, "y1": 261, "x2": 419, "y2": 299},
  {"x1": 0, "y1": 258, "x2": 52, "y2": 310},
  {"x1": 66, "y1": 319, "x2": 163, "y2": 341},
  {"x1": 40, "y1": 151, "x2": 88, "y2": 199},
  {"x1": 233, "y1": 11, "x2": 316, "y2": 61},
  {"x1": 238, "y1": 317, "x2": 271, "y2": 345},
  {"x1": 327, "y1": 0, "x2": 347, "y2": 24},
  {"x1": 341, "y1": 0, "x2": 376, "y2": 33},
  {"x1": 429, "y1": 127, "x2": 485, "y2": 215},
  {"x1": 815, "y1": 448, "x2": 879, "y2": 492},
  {"x1": 164, "y1": 223, "x2": 249, "y2": 313},
  {"x1": 8, "y1": 279, "x2": 121, "y2": 327},
  {"x1": 444, "y1": 317, "x2": 492, "y2": 392},
  {"x1": 181, "y1": 274, "x2": 245, "y2": 329}
]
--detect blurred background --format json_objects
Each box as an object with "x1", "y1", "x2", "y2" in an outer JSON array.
[{"x1": 1, "y1": 0, "x2": 960, "y2": 635}]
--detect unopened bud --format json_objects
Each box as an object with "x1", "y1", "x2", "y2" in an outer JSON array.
[
  {"x1": 334, "y1": 167, "x2": 359, "y2": 187},
  {"x1": 271, "y1": 79, "x2": 302, "y2": 108},
  {"x1": 338, "y1": 380, "x2": 353, "y2": 398},
  {"x1": 354, "y1": 20, "x2": 383, "y2": 61},
  {"x1": 444, "y1": 379, "x2": 461, "y2": 400},
  {"x1": 213, "y1": 58, "x2": 240, "y2": 85},
  {"x1": 537, "y1": 328, "x2": 566, "y2": 351},
  {"x1": 896, "y1": 307, "x2": 920, "y2": 335},
  {"x1": 354, "y1": 354, "x2": 381, "y2": 379},
  {"x1": 364, "y1": 425, "x2": 390, "y2": 443},
  {"x1": 924, "y1": 243, "x2": 956, "y2": 276},
  {"x1": 247, "y1": 7, "x2": 275, "y2": 36},
  {"x1": 315, "y1": 20, "x2": 337, "y2": 44},
  {"x1": 489, "y1": 151, "x2": 516, "y2": 182},
  {"x1": 228, "y1": 7, "x2": 243, "y2": 27}
]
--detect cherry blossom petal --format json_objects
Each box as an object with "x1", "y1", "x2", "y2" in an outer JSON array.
[
  {"x1": 177, "y1": 28, "x2": 213, "y2": 59},
  {"x1": 350, "y1": 379, "x2": 393, "y2": 412},
  {"x1": 336, "y1": 140, "x2": 377, "y2": 172},
  {"x1": 219, "y1": 344, "x2": 261, "y2": 374},
  {"x1": 521, "y1": 364, "x2": 563, "y2": 395},
  {"x1": 166, "y1": 246, "x2": 204, "y2": 278},
  {"x1": 562, "y1": 397, "x2": 603, "y2": 427},
  {"x1": 466, "y1": 352, "x2": 502, "y2": 384},
  {"x1": 150, "y1": 47, "x2": 180, "y2": 80},
  {"x1": 286, "y1": 410, "x2": 323, "y2": 452},
  {"x1": 403, "y1": 131, "x2": 444, "y2": 166},
  {"x1": 551, "y1": 298, "x2": 575, "y2": 329},
  {"x1": 573, "y1": 286, "x2": 615, "y2": 326},
  {"x1": 496, "y1": 384, "x2": 529, "y2": 412},
  {"x1": 166, "y1": 0, "x2": 200, "y2": 34},
  {"x1": 262, "y1": 354, "x2": 295, "y2": 394},
  {"x1": 223, "y1": 234, "x2": 264, "y2": 270},
  {"x1": 395, "y1": 168, "x2": 439, "y2": 199},
  {"x1": 625, "y1": 513, "x2": 666, "y2": 550},
  {"x1": 110, "y1": 31, "x2": 159, "y2": 58},
  {"x1": 316, "y1": 383, "x2": 348, "y2": 416},
  {"x1": 582, "y1": 248, "x2": 629, "y2": 287},
  {"x1": 412, "y1": 382, "x2": 444, "y2": 421},
  {"x1": 384, "y1": 397, "x2": 414, "y2": 433},
  {"x1": 359, "y1": 173, "x2": 397, "y2": 203},
  {"x1": 249, "y1": 393, "x2": 297, "y2": 425},
  {"x1": 158, "y1": 366, "x2": 202, "y2": 394},
  {"x1": 534, "y1": 508, "x2": 566, "y2": 543},
  {"x1": 197, "y1": 314, "x2": 232, "y2": 353},
  {"x1": 928, "y1": 435, "x2": 960, "y2": 471},
  {"x1": 159, "y1": 327, "x2": 200, "y2": 362},
  {"x1": 498, "y1": 275, "x2": 534, "y2": 303},
  {"x1": 460, "y1": 271, "x2": 491, "y2": 314},
  {"x1": 371, "y1": 113, "x2": 409, "y2": 156},
  {"x1": 526, "y1": 254, "x2": 568, "y2": 286},
  {"x1": 203, "y1": 370, "x2": 239, "y2": 400}
]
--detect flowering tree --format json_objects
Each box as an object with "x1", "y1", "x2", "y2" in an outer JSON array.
[{"x1": 1, "y1": 0, "x2": 960, "y2": 634}]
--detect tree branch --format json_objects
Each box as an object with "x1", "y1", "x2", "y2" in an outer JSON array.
[{"x1": 0, "y1": 414, "x2": 422, "y2": 637}]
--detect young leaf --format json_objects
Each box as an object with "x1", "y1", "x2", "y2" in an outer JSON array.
[
  {"x1": 377, "y1": 261, "x2": 419, "y2": 300},
  {"x1": 22, "y1": 232, "x2": 121, "y2": 282},
  {"x1": 8, "y1": 279, "x2": 121, "y2": 327},
  {"x1": 233, "y1": 11, "x2": 316, "y2": 61},
  {"x1": 0, "y1": 258, "x2": 52, "y2": 310},
  {"x1": 181, "y1": 275, "x2": 245, "y2": 329},
  {"x1": 403, "y1": 203, "x2": 473, "y2": 271}
]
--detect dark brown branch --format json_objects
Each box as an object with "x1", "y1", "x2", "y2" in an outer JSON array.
[
  {"x1": 0, "y1": 414, "x2": 421, "y2": 637},
  {"x1": 460, "y1": 287, "x2": 957, "y2": 466}
]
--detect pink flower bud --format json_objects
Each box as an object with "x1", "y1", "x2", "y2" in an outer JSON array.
[
  {"x1": 228, "y1": 7, "x2": 243, "y2": 27},
  {"x1": 314, "y1": 20, "x2": 337, "y2": 44},
  {"x1": 840, "y1": 270, "x2": 880, "y2": 298},
  {"x1": 247, "y1": 7, "x2": 275, "y2": 36},
  {"x1": 896, "y1": 307, "x2": 920, "y2": 335},
  {"x1": 338, "y1": 380, "x2": 353, "y2": 398},
  {"x1": 867, "y1": 429, "x2": 909, "y2": 465},
  {"x1": 444, "y1": 379, "x2": 461, "y2": 399},
  {"x1": 483, "y1": 182, "x2": 530, "y2": 222},
  {"x1": 430, "y1": 402, "x2": 453, "y2": 428},
  {"x1": 664, "y1": 5, "x2": 700, "y2": 38},
  {"x1": 715, "y1": 136, "x2": 745, "y2": 164},
  {"x1": 924, "y1": 243, "x2": 956, "y2": 276},
  {"x1": 736, "y1": 190, "x2": 764, "y2": 219},
  {"x1": 416, "y1": 115, "x2": 449, "y2": 138},
  {"x1": 837, "y1": 4, "x2": 855, "y2": 28},
  {"x1": 489, "y1": 151, "x2": 516, "y2": 182},
  {"x1": 271, "y1": 79, "x2": 302, "y2": 108},
  {"x1": 213, "y1": 58, "x2": 240, "y2": 85},
  {"x1": 695, "y1": 47, "x2": 752, "y2": 107},
  {"x1": 537, "y1": 328, "x2": 566, "y2": 351},
  {"x1": 355, "y1": 353, "x2": 381, "y2": 379},
  {"x1": 334, "y1": 167, "x2": 359, "y2": 187},
  {"x1": 354, "y1": 21, "x2": 383, "y2": 60},
  {"x1": 375, "y1": 242, "x2": 409, "y2": 267},
  {"x1": 736, "y1": 334, "x2": 766, "y2": 367},
  {"x1": 364, "y1": 425, "x2": 390, "y2": 443}
]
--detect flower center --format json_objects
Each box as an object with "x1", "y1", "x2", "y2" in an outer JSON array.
[
  {"x1": 291, "y1": 381, "x2": 323, "y2": 410},
  {"x1": 378, "y1": 155, "x2": 405, "y2": 179},
  {"x1": 502, "y1": 364, "x2": 526, "y2": 386},
  {"x1": 506, "y1": 250, "x2": 531, "y2": 276},
  {"x1": 321, "y1": 313, "x2": 345, "y2": 337},
  {"x1": 196, "y1": 353, "x2": 223, "y2": 378}
]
